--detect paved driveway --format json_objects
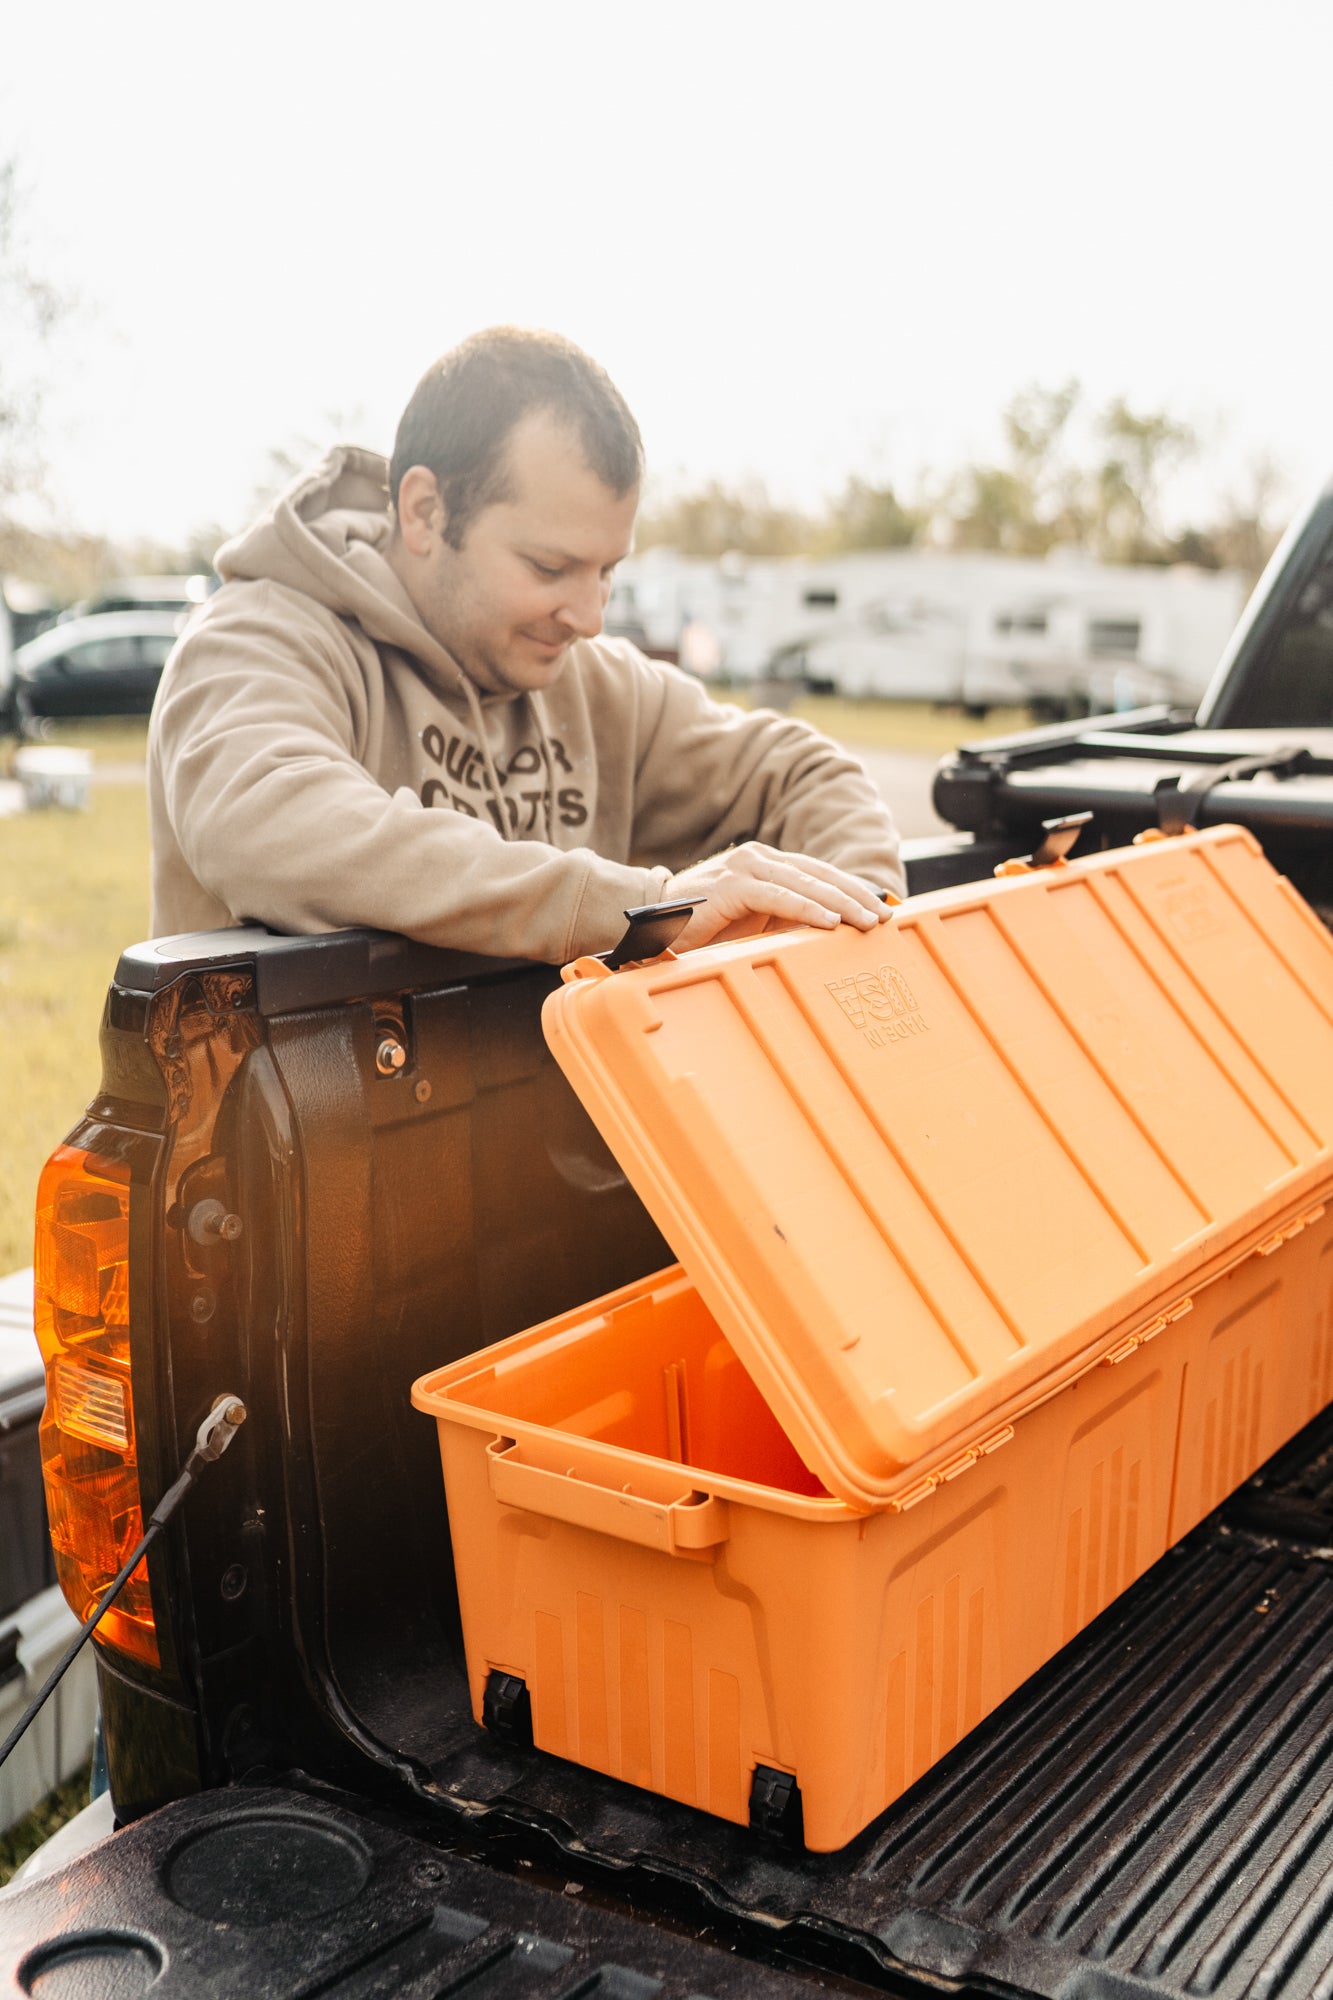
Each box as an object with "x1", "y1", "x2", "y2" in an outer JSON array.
[{"x1": 842, "y1": 745, "x2": 949, "y2": 839}]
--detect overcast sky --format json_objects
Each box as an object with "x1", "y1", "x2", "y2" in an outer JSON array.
[{"x1": 4, "y1": 0, "x2": 1329, "y2": 548}]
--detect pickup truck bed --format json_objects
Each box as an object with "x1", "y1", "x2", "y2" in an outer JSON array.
[{"x1": 7, "y1": 1404, "x2": 1333, "y2": 1996}]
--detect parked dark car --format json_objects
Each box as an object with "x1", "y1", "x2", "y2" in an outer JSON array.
[
  {"x1": 57, "y1": 573, "x2": 212, "y2": 623},
  {"x1": 11, "y1": 610, "x2": 183, "y2": 723}
]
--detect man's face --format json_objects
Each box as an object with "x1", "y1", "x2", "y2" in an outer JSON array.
[{"x1": 406, "y1": 410, "x2": 639, "y2": 697}]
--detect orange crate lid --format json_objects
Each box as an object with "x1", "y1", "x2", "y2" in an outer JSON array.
[{"x1": 542, "y1": 828, "x2": 1333, "y2": 1508}]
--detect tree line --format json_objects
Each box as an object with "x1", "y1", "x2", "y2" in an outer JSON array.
[{"x1": 636, "y1": 383, "x2": 1284, "y2": 581}]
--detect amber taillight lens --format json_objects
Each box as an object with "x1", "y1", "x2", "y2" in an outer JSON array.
[{"x1": 33, "y1": 1141, "x2": 159, "y2": 1667}]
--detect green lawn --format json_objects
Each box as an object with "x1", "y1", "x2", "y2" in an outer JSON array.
[
  {"x1": 790, "y1": 694, "x2": 1028, "y2": 753},
  {"x1": 0, "y1": 1766, "x2": 92, "y2": 1890},
  {"x1": 0, "y1": 763, "x2": 150, "y2": 1276},
  {"x1": 728, "y1": 690, "x2": 1030, "y2": 753},
  {"x1": 34, "y1": 717, "x2": 150, "y2": 766}
]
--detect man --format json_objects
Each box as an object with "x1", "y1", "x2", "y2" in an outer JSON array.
[{"x1": 149, "y1": 328, "x2": 903, "y2": 961}]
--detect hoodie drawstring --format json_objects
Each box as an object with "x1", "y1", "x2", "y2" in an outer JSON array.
[
  {"x1": 528, "y1": 689, "x2": 559, "y2": 844},
  {"x1": 454, "y1": 677, "x2": 561, "y2": 848},
  {"x1": 453, "y1": 672, "x2": 514, "y2": 841}
]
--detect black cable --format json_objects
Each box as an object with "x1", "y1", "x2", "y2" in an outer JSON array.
[{"x1": 0, "y1": 1394, "x2": 246, "y2": 1776}]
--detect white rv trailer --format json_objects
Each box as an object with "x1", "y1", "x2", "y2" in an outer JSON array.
[
  {"x1": 609, "y1": 548, "x2": 1247, "y2": 713},
  {"x1": 604, "y1": 549, "x2": 730, "y2": 660}
]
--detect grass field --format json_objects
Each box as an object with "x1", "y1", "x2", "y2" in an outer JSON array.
[
  {"x1": 0, "y1": 761, "x2": 150, "y2": 1276},
  {"x1": 33, "y1": 718, "x2": 152, "y2": 766},
  {"x1": 734, "y1": 690, "x2": 1031, "y2": 752},
  {"x1": 0, "y1": 1765, "x2": 92, "y2": 1890}
]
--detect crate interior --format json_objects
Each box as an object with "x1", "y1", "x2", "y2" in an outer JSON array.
[{"x1": 442, "y1": 1274, "x2": 829, "y2": 1499}]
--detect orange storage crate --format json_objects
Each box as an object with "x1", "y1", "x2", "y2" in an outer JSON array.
[{"x1": 413, "y1": 826, "x2": 1333, "y2": 1851}]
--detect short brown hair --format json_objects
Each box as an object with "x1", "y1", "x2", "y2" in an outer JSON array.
[{"x1": 389, "y1": 327, "x2": 643, "y2": 549}]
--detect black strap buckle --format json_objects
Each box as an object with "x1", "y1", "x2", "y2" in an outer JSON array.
[
  {"x1": 1030, "y1": 812, "x2": 1094, "y2": 867},
  {"x1": 1155, "y1": 748, "x2": 1310, "y2": 834},
  {"x1": 603, "y1": 899, "x2": 706, "y2": 970}
]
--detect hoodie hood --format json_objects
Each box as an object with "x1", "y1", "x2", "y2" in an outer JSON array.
[
  {"x1": 217, "y1": 445, "x2": 471, "y2": 698},
  {"x1": 216, "y1": 444, "x2": 544, "y2": 833}
]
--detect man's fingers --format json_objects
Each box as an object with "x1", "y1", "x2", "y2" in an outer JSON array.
[
  {"x1": 663, "y1": 844, "x2": 897, "y2": 954},
  {"x1": 747, "y1": 859, "x2": 881, "y2": 930},
  {"x1": 738, "y1": 844, "x2": 889, "y2": 922},
  {"x1": 672, "y1": 874, "x2": 856, "y2": 952}
]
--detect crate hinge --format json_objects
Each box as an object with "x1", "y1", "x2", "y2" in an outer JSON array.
[
  {"x1": 1255, "y1": 1203, "x2": 1326, "y2": 1258},
  {"x1": 1101, "y1": 1294, "x2": 1195, "y2": 1367},
  {"x1": 891, "y1": 1423, "x2": 1015, "y2": 1512}
]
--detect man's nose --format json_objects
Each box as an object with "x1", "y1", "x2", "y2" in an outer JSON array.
[{"x1": 558, "y1": 574, "x2": 605, "y2": 639}]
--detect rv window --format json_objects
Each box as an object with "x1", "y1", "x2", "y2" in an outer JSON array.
[
  {"x1": 1089, "y1": 619, "x2": 1142, "y2": 657},
  {"x1": 802, "y1": 589, "x2": 839, "y2": 609},
  {"x1": 995, "y1": 612, "x2": 1048, "y2": 636}
]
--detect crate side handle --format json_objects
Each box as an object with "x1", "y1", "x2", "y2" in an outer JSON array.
[{"x1": 486, "y1": 1438, "x2": 729, "y2": 1554}]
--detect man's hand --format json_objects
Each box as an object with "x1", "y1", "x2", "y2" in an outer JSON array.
[{"x1": 663, "y1": 842, "x2": 893, "y2": 952}]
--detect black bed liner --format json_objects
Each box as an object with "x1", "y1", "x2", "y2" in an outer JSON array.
[
  {"x1": 0, "y1": 1783, "x2": 869, "y2": 1997},
  {"x1": 10, "y1": 1408, "x2": 1333, "y2": 1997}
]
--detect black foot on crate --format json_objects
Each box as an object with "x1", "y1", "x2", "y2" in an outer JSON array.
[
  {"x1": 481, "y1": 1671, "x2": 534, "y2": 1750},
  {"x1": 749, "y1": 1765, "x2": 804, "y2": 1849}
]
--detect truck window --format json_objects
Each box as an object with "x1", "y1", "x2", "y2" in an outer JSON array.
[{"x1": 1221, "y1": 530, "x2": 1333, "y2": 727}]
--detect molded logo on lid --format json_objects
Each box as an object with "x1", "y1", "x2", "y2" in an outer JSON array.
[
  {"x1": 826, "y1": 966, "x2": 929, "y2": 1048},
  {"x1": 1158, "y1": 882, "x2": 1225, "y2": 943}
]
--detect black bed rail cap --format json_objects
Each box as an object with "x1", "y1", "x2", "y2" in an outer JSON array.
[
  {"x1": 114, "y1": 926, "x2": 533, "y2": 1017},
  {"x1": 950, "y1": 703, "x2": 1184, "y2": 768}
]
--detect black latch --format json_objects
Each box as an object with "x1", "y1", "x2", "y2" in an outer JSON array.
[
  {"x1": 1029, "y1": 812, "x2": 1094, "y2": 866},
  {"x1": 482, "y1": 1669, "x2": 535, "y2": 1750},
  {"x1": 993, "y1": 812, "x2": 1095, "y2": 880},
  {"x1": 604, "y1": 899, "x2": 706, "y2": 971},
  {"x1": 749, "y1": 1763, "x2": 805, "y2": 1848}
]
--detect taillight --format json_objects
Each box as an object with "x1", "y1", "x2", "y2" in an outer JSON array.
[{"x1": 33, "y1": 1141, "x2": 159, "y2": 1666}]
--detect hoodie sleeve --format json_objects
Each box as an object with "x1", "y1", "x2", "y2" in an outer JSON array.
[
  {"x1": 149, "y1": 586, "x2": 671, "y2": 961},
  {"x1": 624, "y1": 656, "x2": 906, "y2": 895}
]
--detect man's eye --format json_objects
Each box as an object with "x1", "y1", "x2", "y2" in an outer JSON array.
[{"x1": 530, "y1": 559, "x2": 565, "y2": 580}]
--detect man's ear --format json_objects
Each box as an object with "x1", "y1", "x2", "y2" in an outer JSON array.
[{"x1": 395, "y1": 466, "x2": 447, "y2": 556}]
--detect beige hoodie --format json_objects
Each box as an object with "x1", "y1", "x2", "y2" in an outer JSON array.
[{"x1": 148, "y1": 447, "x2": 904, "y2": 962}]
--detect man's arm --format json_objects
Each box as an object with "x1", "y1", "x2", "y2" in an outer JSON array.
[
  {"x1": 150, "y1": 591, "x2": 672, "y2": 962},
  {"x1": 623, "y1": 655, "x2": 905, "y2": 946}
]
